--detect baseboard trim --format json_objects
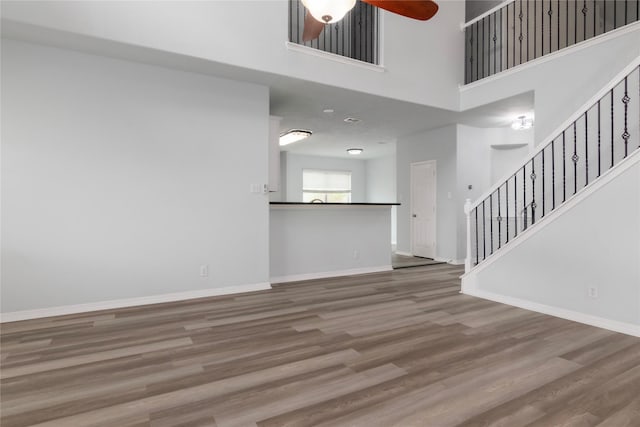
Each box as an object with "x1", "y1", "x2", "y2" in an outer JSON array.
[
  {"x1": 271, "y1": 265, "x2": 393, "y2": 284},
  {"x1": 0, "y1": 282, "x2": 272, "y2": 323},
  {"x1": 462, "y1": 288, "x2": 640, "y2": 338}
]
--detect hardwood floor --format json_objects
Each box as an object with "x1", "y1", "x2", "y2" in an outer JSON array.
[{"x1": 1, "y1": 264, "x2": 639, "y2": 427}]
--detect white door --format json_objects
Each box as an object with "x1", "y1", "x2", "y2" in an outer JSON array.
[{"x1": 411, "y1": 161, "x2": 436, "y2": 258}]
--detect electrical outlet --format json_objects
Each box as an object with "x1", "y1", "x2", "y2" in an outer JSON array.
[
  {"x1": 200, "y1": 264, "x2": 209, "y2": 278},
  {"x1": 588, "y1": 286, "x2": 598, "y2": 298}
]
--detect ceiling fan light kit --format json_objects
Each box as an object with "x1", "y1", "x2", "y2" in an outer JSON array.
[
  {"x1": 301, "y1": 0, "x2": 439, "y2": 42},
  {"x1": 347, "y1": 148, "x2": 364, "y2": 155},
  {"x1": 302, "y1": 0, "x2": 356, "y2": 24}
]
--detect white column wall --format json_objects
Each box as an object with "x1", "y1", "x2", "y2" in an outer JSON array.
[{"x1": 1, "y1": 40, "x2": 270, "y2": 313}]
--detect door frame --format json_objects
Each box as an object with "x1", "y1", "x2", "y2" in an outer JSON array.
[{"x1": 410, "y1": 160, "x2": 437, "y2": 258}]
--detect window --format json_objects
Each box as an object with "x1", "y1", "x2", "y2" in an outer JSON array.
[{"x1": 302, "y1": 169, "x2": 351, "y2": 203}]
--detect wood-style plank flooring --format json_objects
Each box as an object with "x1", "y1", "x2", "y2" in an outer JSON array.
[{"x1": 1, "y1": 264, "x2": 639, "y2": 427}]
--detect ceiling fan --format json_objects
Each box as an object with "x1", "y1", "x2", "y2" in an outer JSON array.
[{"x1": 301, "y1": 0, "x2": 439, "y2": 42}]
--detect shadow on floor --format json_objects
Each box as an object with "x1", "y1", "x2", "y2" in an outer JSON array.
[{"x1": 392, "y1": 253, "x2": 444, "y2": 269}]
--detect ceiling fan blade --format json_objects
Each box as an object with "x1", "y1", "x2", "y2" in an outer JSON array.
[
  {"x1": 362, "y1": 0, "x2": 438, "y2": 21},
  {"x1": 302, "y1": 10, "x2": 326, "y2": 42}
]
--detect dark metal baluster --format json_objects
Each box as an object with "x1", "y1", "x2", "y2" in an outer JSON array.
[
  {"x1": 585, "y1": 111, "x2": 589, "y2": 186},
  {"x1": 506, "y1": 6, "x2": 510, "y2": 69},
  {"x1": 611, "y1": 88, "x2": 615, "y2": 167},
  {"x1": 557, "y1": 0, "x2": 560, "y2": 50},
  {"x1": 624, "y1": 0, "x2": 629, "y2": 25},
  {"x1": 475, "y1": 207, "x2": 479, "y2": 265},
  {"x1": 583, "y1": 0, "x2": 587, "y2": 41},
  {"x1": 552, "y1": 139, "x2": 556, "y2": 209},
  {"x1": 604, "y1": 0, "x2": 607, "y2": 33},
  {"x1": 476, "y1": 22, "x2": 480, "y2": 80},
  {"x1": 623, "y1": 76, "x2": 630, "y2": 157},
  {"x1": 519, "y1": 0, "x2": 523, "y2": 65},
  {"x1": 482, "y1": 17, "x2": 485, "y2": 78},
  {"x1": 482, "y1": 200, "x2": 486, "y2": 260},
  {"x1": 489, "y1": 14, "x2": 492, "y2": 76},
  {"x1": 534, "y1": 0, "x2": 537, "y2": 58},
  {"x1": 527, "y1": 0, "x2": 530, "y2": 61},
  {"x1": 468, "y1": 28, "x2": 473, "y2": 83},
  {"x1": 593, "y1": 0, "x2": 596, "y2": 37},
  {"x1": 497, "y1": 188, "x2": 502, "y2": 248},
  {"x1": 566, "y1": 0, "x2": 569, "y2": 46},
  {"x1": 541, "y1": 0, "x2": 545, "y2": 55},
  {"x1": 548, "y1": 0, "x2": 553, "y2": 53},
  {"x1": 490, "y1": 193, "x2": 494, "y2": 254},
  {"x1": 364, "y1": 4, "x2": 368, "y2": 62},
  {"x1": 574, "y1": 0, "x2": 577, "y2": 44},
  {"x1": 523, "y1": 166, "x2": 527, "y2": 229},
  {"x1": 531, "y1": 158, "x2": 536, "y2": 224},
  {"x1": 598, "y1": 100, "x2": 601, "y2": 176},
  {"x1": 573, "y1": 121, "x2": 578, "y2": 195},
  {"x1": 512, "y1": 2, "x2": 516, "y2": 67},
  {"x1": 542, "y1": 148, "x2": 546, "y2": 217},
  {"x1": 514, "y1": 174, "x2": 518, "y2": 237},
  {"x1": 506, "y1": 179, "x2": 510, "y2": 242},
  {"x1": 500, "y1": 8, "x2": 504, "y2": 72},
  {"x1": 614, "y1": 0, "x2": 617, "y2": 29},
  {"x1": 493, "y1": 12, "x2": 497, "y2": 75},
  {"x1": 563, "y1": 131, "x2": 567, "y2": 202}
]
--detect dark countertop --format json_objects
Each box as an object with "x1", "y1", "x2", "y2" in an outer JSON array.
[{"x1": 270, "y1": 202, "x2": 400, "y2": 206}]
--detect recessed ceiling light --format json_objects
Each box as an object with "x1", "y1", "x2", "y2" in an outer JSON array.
[
  {"x1": 347, "y1": 148, "x2": 363, "y2": 155},
  {"x1": 343, "y1": 117, "x2": 361, "y2": 124},
  {"x1": 323, "y1": 108, "x2": 334, "y2": 113},
  {"x1": 511, "y1": 115, "x2": 534, "y2": 130},
  {"x1": 279, "y1": 129, "x2": 312, "y2": 146}
]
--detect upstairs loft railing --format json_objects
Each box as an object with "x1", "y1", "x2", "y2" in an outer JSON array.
[
  {"x1": 465, "y1": 60, "x2": 640, "y2": 271},
  {"x1": 288, "y1": 0, "x2": 379, "y2": 65},
  {"x1": 464, "y1": 0, "x2": 640, "y2": 84}
]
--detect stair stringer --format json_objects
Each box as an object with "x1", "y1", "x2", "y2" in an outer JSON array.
[{"x1": 461, "y1": 150, "x2": 640, "y2": 337}]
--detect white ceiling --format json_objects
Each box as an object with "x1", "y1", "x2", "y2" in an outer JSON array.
[{"x1": 270, "y1": 77, "x2": 534, "y2": 160}]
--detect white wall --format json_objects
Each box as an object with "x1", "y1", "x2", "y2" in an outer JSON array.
[
  {"x1": 270, "y1": 206, "x2": 392, "y2": 280},
  {"x1": 465, "y1": 157, "x2": 640, "y2": 329},
  {"x1": 396, "y1": 125, "x2": 458, "y2": 260},
  {"x1": 460, "y1": 25, "x2": 640, "y2": 144},
  {"x1": 1, "y1": 40, "x2": 270, "y2": 313},
  {"x1": 366, "y1": 155, "x2": 397, "y2": 244},
  {"x1": 1, "y1": 0, "x2": 465, "y2": 110},
  {"x1": 283, "y1": 152, "x2": 366, "y2": 202}
]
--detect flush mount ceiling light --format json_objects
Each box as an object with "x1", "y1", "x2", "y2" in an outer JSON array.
[
  {"x1": 279, "y1": 129, "x2": 312, "y2": 146},
  {"x1": 511, "y1": 115, "x2": 534, "y2": 130},
  {"x1": 302, "y1": 0, "x2": 357, "y2": 24},
  {"x1": 347, "y1": 148, "x2": 363, "y2": 155}
]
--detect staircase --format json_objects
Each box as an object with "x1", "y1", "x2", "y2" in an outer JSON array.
[{"x1": 461, "y1": 57, "x2": 640, "y2": 336}]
